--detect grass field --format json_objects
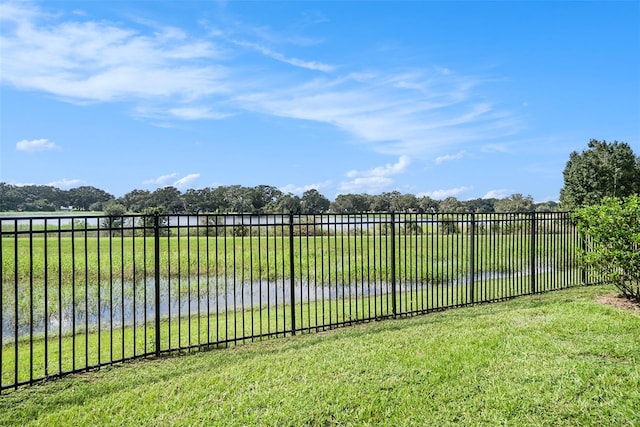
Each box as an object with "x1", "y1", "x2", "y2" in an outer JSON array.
[
  {"x1": 2, "y1": 231, "x2": 580, "y2": 295},
  {"x1": 1, "y1": 230, "x2": 581, "y2": 333},
  {"x1": 0, "y1": 284, "x2": 637, "y2": 426},
  {"x1": 2, "y1": 268, "x2": 583, "y2": 388}
]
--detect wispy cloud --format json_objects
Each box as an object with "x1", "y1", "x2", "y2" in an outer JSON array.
[
  {"x1": 237, "y1": 71, "x2": 521, "y2": 158},
  {"x1": 47, "y1": 178, "x2": 83, "y2": 188},
  {"x1": 1, "y1": 3, "x2": 228, "y2": 105},
  {"x1": 419, "y1": 186, "x2": 472, "y2": 200},
  {"x1": 434, "y1": 150, "x2": 465, "y2": 164},
  {"x1": 229, "y1": 39, "x2": 336, "y2": 72},
  {"x1": 173, "y1": 173, "x2": 200, "y2": 188},
  {"x1": 167, "y1": 107, "x2": 234, "y2": 120},
  {"x1": 482, "y1": 189, "x2": 513, "y2": 199},
  {"x1": 142, "y1": 173, "x2": 200, "y2": 188},
  {"x1": 2, "y1": 2, "x2": 523, "y2": 165},
  {"x1": 339, "y1": 156, "x2": 410, "y2": 194},
  {"x1": 481, "y1": 143, "x2": 511, "y2": 153},
  {"x1": 134, "y1": 106, "x2": 234, "y2": 121},
  {"x1": 16, "y1": 138, "x2": 59, "y2": 152},
  {"x1": 280, "y1": 180, "x2": 333, "y2": 195},
  {"x1": 143, "y1": 173, "x2": 179, "y2": 186}
]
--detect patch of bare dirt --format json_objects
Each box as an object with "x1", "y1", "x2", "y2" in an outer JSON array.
[{"x1": 595, "y1": 294, "x2": 640, "y2": 313}]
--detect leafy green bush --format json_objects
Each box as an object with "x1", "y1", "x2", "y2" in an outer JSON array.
[{"x1": 572, "y1": 196, "x2": 640, "y2": 302}]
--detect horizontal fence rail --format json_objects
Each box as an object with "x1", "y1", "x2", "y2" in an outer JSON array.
[{"x1": 0, "y1": 212, "x2": 598, "y2": 392}]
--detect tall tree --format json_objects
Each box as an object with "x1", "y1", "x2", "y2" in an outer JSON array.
[
  {"x1": 119, "y1": 189, "x2": 152, "y2": 213},
  {"x1": 276, "y1": 193, "x2": 302, "y2": 213},
  {"x1": 150, "y1": 186, "x2": 183, "y2": 213},
  {"x1": 560, "y1": 139, "x2": 640, "y2": 209},
  {"x1": 389, "y1": 193, "x2": 419, "y2": 212},
  {"x1": 331, "y1": 194, "x2": 371, "y2": 213},
  {"x1": 224, "y1": 185, "x2": 254, "y2": 213},
  {"x1": 68, "y1": 186, "x2": 114, "y2": 210},
  {"x1": 464, "y1": 198, "x2": 496, "y2": 213},
  {"x1": 300, "y1": 189, "x2": 330, "y2": 213},
  {"x1": 439, "y1": 197, "x2": 465, "y2": 213},
  {"x1": 418, "y1": 195, "x2": 440, "y2": 213},
  {"x1": 0, "y1": 183, "x2": 20, "y2": 211},
  {"x1": 494, "y1": 194, "x2": 534, "y2": 213},
  {"x1": 252, "y1": 185, "x2": 283, "y2": 213}
]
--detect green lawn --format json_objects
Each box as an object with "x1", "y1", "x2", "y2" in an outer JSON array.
[{"x1": 1, "y1": 284, "x2": 638, "y2": 426}]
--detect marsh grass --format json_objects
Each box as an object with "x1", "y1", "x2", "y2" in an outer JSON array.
[
  {"x1": 0, "y1": 285, "x2": 638, "y2": 426},
  {"x1": 2, "y1": 231, "x2": 578, "y2": 286},
  {"x1": 2, "y1": 270, "x2": 581, "y2": 390},
  {"x1": 1, "y1": 231, "x2": 581, "y2": 343}
]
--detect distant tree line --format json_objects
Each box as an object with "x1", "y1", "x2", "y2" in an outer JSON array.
[
  {"x1": 0, "y1": 182, "x2": 559, "y2": 214},
  {"x1": 0, "y1": 184, "x2": 114, "y2": 212},
  {"x1": 2, "y1": 139, "x2": 635, "y2": 214}
]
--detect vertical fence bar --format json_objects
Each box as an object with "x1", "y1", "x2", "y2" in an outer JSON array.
[
  {"x1": 154, "y1": 214, "x2": 161, "y2": 356},
  {"x1": 530, "y1": 212, "x2": 537, "y2": 294},
  {"x1": 0, "y1": 220, "x2": 3, "y2": 392},
  {"x1": 84, "y1": 219, "x2": 89, "y2": 367},
  {"x1": 580, "y1": 232, "x2": 588, "y2": 285},
  {"x1": 29, "y1": 219, "x2": 34, "y2": 383},
  {"x1": 108, "y1": 221, "x2": 115, "y2": 364},
  {"x1": 469, "y1": 213, "x2": 476, "y2": 304},
  {"x1": 289, "y1": 211, "x2": 296, "y2": 335},
  {"x1": 390, "y1": 213, "x2": 397, "y2": 315},
  {"x1": 43, "y1": 220, "x2": 48, "y2": 377},
  {"x1": 143, "y1": 217, "x2": 150, "y2": 354},
  {"x1": 13, "y1": 219, "x2": 18, "y2": 389},
  {"x1": 132, "y1": 217, "x2": 137, "y2": 357}
]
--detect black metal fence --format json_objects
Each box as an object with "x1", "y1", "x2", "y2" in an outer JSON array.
[{"x1": 1, "y1": 212, "x2": 597, "y2": 392}]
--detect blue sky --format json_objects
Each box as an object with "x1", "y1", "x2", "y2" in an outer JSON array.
[{"x1": 1, "y1": 1, "x2": 639, "y2": 202}]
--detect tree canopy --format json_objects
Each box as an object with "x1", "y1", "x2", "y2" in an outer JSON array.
[
  {"x1": 1, "y1": 183, "x2": 559, "y2": 214},
  {"x1": 560, "y1": 139, "x2": 640, "y2": 209}
]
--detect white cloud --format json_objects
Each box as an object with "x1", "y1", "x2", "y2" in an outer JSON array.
[
  {"x1": 143, "y1": 173, "x2": 179, "y2": 186},
  {"x1": 419, "y1": 186, "x2": 472, "y2": 200},
  {"x1": 230, "y1": 39, "x2": 336, "y2": 72},
  {"x1": 2, "y1": 2, "x2": 522, "y2": 158},
  {"x1": 167, "y1": 107, "x2": 234, "y2": 120},
  {"x1": 1, "y1": 3, "x2": 228, "y2": 104},
  {"x1": 173, "y1": 173, "x2": 200, "y2": 188},
  {"x1": 47, "y1": 178, "x2": 83, "y2": 188},
  {"x1": 237, "y1": 71, "x2": 522, "y2": 158},
  {"x1": 142, "y1": 172, "x2": 200, "y2": 188},
  {"x1": 482, "y1": 189, "x2": 514, "y2": 199},
  {"x1": 135, "y1": 106, "x2": 234, "y2": 121},
  {"x1": 481, "y1": 143, "x2": 511, "y2": 153},
  {"x1": 345, "y1": 155, "x2": 410, "y2": 179},
  {"x1": 434, "y1": 151, "x2": 465, "y2": 164},
  {"x1": 339, "y1": 156, "x2": 410, "y2": 193},
  {"x1": 280, "y1": 180, "x2": 333, "y2": 195},
  {"x1": 16, "y1": 138, "x2": 59, "y2": 152}
]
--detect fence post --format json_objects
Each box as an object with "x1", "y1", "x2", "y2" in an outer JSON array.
[
  {"x1": 390, "y1": 212, "x2": 397, "y2": 315},
  {"x1": 469, "y1": 213, "x2": 475, "y2": 304},
  {"x1": 154, "y1": 213, "x2": 161, "y2": 356},
  {"x1": 530, "y1": 212, "x2": 537, "y2": 294},
  {"x1": 288, "y1": 211, "x2": 296, "y2": 335}
]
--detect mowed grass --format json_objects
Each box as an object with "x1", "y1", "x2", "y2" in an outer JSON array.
[{"x1": 0, "y1": 284, "x2": 638, "y2": 426}]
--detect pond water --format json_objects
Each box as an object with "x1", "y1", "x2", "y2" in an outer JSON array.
[
  {"x1": 1, "y1": 268, "x2": 536, "y2": 343},
  {"x1": 1, "y1": 278, "x2": 396, "y2": 343}
]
